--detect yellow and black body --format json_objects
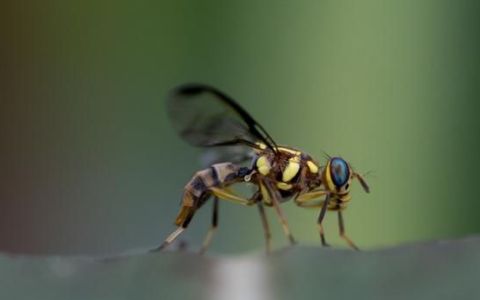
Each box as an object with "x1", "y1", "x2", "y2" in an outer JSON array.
[
  {"x1": 152, "y1": 84, "x2": 370, "y2": 253},
  {"x1": 173, "y1": 162, "x2": 247, "y2": 228}
]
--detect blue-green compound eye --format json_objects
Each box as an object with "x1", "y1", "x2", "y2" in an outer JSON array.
[{"x1": 330, "y1": 157, "x2": 350, "y2": 187}]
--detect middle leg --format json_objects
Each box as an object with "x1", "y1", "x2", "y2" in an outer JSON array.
[
  {"x1": 262, "y1": 180, "x2": 296, "y2": 246},
  {"x1": 257, "y1": 202, "x2": 272, "y2": 253}
]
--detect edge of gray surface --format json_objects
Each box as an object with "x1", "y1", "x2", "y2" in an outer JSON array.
[{"x1": 1, "y1": 236, "x2": 479, "y2": 300}]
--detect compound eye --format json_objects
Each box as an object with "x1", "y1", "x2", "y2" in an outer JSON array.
[{"x1": 330, "y1": 157, "x2": 350, "y2": 188}]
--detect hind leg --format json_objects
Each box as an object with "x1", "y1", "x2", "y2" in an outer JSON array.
[
  {"x1": 200, "y1": 189, "x2": 263, "y2": 254},
  {"x1": 199, "y1": 197, "x2": 219, "y2": 254},
  {"x1": 198, "y1": 186, "x2": 256, "y2": 254}
]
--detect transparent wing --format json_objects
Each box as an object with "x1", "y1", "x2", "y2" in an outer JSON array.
[
  {"x1": 166, "y1": 83, "x2": 277, "y2": 152},
  {"x1": 199, "y1": 145, "x2": 256, "y2": 168}
]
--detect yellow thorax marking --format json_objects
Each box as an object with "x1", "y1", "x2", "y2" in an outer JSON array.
[
  {"x1": 282, "y1": 156, "x2": 300, "y2": 182},
  {"x1": 324, "y1": 160, "x2": 335, "y2": 191},
  {"x1": 277, "y1": 146, "x2": 301, "y2": 155},
  {"x1": 256, "y1": 155, "x2": 271, "y2": 175},
  {"x1": 277, "y1": 182, "x2": 293, "y2": 190},
  {"x1": 306, "y1": 160, "x2": 319, "y2": 173},
  {"x1": 255, "y1": 142, "x2": 267, "y2": 150}
]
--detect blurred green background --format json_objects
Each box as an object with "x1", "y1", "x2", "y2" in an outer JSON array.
[{"x1": 0, "y1": 0, "x2": 479, "y2": 255}]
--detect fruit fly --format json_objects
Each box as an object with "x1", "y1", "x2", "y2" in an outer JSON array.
[{"x1": 151, "y1": 84, "x2": 370, "y2": 253}]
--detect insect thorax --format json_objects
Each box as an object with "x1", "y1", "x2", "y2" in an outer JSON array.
[{"x1": 254, "y1": 146, "x2": 322, "y2": 192}]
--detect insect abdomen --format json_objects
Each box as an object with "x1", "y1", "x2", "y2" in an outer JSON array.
[{"x1": 175, "y1": 162, "x2": 244, "y2": 227}]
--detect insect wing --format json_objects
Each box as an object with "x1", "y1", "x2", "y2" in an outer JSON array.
[
  {"x1": 166, "y1": 83, "x2": 277, "y2": 151},
  {"x1": 200, "y1": 144, "x2": 255, "y2": 168}
]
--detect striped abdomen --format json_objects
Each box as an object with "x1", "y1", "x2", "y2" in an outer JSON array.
[{"x1": 174, "y1": 162, "x2": 245, "y2": 227}]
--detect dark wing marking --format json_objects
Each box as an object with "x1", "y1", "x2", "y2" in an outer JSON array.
[{"x1": 166, "y1": 83, "x2": 277, "y2": 152}]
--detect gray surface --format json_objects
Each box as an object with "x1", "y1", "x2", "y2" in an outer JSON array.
[{"x1": 1, "y1": 237, "x2": 480, "y2": 300}]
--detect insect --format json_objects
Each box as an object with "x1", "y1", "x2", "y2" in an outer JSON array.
[{"x1": 151, "y1": 84, "x2": 370, "y2": 253}]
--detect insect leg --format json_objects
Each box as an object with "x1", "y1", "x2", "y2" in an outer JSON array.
[
  {"x1": 337, "y1": 210, "x2": 359, "y2": 251},
  {"x1": 248, "y1": 189, "x2": 272, "y2": 253},
  {"x1": 263, "y1": 180, "x2": 296, "y2": 246},
  {"x1": 317, "y1": 193, "x2": 331, "y2": 247},
  {"x1": 199, "y1": 197, "x2": 219, "y2": 254},
  {"x1": 295, "y1": 189, "x2": 328, "y2": 205},
  {"x1": 257, "y1": 201, "x2": 272, "y2": 253},
  {"x1": 296, "y1": 201, "x2": 324, "y2": 208},
  {"x1": 198, "y1": 184, "x2": 261, "y2": 253},
  {"x1": 210, "y1": 186, "x2": 255, "y2": 206}
]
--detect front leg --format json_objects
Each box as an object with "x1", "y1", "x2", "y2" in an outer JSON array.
[
  {"x1": 294, "y1": 189, "x2": 328, "y2": 205},
  {"x1": 317, "y1": 193, "x2": 331, "y2": 247},
  {"x1": 295, "y1": 189, "x2": 331, "y2": 246},
  {"x1": 337, "y1": 210, "x2": 359, "y2": 250}
]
